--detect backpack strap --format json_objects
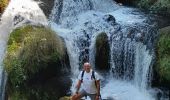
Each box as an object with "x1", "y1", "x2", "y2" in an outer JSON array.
[
  {"x1": 91, "y1": 70, "x2": 96, "y2": 80},
  {"x1": 91, "y1": 70, "x2": 97, "y2": 88},
  {"x1": 81, "y1": 70, "x2": 85, "y2": 82},
  {"x1": 92, "y1": 71, "x2": 101, "y2": 98}
]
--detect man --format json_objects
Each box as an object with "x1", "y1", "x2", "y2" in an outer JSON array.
[{"x1": 72, "y1": 62, "x2": 101, "y2": 100}]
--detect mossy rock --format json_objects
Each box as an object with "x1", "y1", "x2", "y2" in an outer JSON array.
[
  {"x1": 148, "y1": 0, "x2": 170, "y2": 15},
  {"x1": 155, "y1": 26, "x2": 170, "y2": 88},
  {"x1": 95, "y1": 32, "x2": 110, "y2": 70},
  {"x1": 4, "y1": 25, "x2": 71, "y2": 100},
  {"x1": 139, "y1": 0, "x2": 170, "y2": 15},
  {"x1": 115, "y1": 0, "x2": 170, "y2": 16}
]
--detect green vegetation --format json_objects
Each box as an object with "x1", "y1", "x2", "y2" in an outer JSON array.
[
  {"x1": 137, "y1": 0, "x2": 155, "y2": 9},
  {"x1": 137, "y1": 0, "x2": 170, "y2": 14},
  {"x1": 156, "y1": 26, "x2": 170, "y2": 87},
  {"x1": 150, "y1": 0, "x2": 170, "y2": 14},
  {"x1": 115, "y1": 0, "x2": 170, "y2": 15},
  {"x1": 4, "y1": 25, "x2": 66, "y2": 99},
  {"x1": 0, "y1": 0, "x2": 9, "y2": 13}
]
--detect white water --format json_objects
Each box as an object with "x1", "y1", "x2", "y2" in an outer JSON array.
[
  {"x1": 134, "y1": 42, "x2": 153, "y2": 89},
  {"x1": 50, "y1": 0, "x2": 157, "y2": 100},
  {"x1": 108, "y1": 8, "x2": 145, "y2": 25},
  {"x1": 101, "y1": 79, "x2": 154, "y2": 100},
  {"x1": 0, "y1": 0, "x2": 47, "y2": 99}
]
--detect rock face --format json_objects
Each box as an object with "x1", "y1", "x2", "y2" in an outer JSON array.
[
  {"x1": 95, "y1": 32, "x2": 110, "y2": 70},
  {"x1": 4, "y1": 25, "x2": 71, "y2": 100},
  {"x1": 35, "y1": 0, "x2": 55, "y2": 18},
  {"x1": 152, "y1": 26, "x2": 170, "y2": 89}
]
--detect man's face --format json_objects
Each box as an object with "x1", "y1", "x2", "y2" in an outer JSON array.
[{"x1": 84, "y1": 63, "x2": 91, "y2": 72}]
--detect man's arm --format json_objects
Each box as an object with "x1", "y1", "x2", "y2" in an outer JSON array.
[
  {"x1": 76, "y1": 80, "x2": 82, "y2": 93},
  {"x1": 96, "y1": 80, "x2": 100, "y2": 96}
]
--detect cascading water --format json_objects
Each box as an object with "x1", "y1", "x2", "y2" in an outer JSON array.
[
  {"x1": 0, "y1": 0, "x2": 47, "y2": 99},
  {"x1": 50, "y1": 0, "x2": 160, "y2": 100}
]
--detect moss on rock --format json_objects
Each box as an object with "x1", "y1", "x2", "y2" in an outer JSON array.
[
  {"x1": 4, "y1": 25, "x2": 71, "y2": 99},
  {"x1": 114, "y1": 0, "x2": 170, "y2": 16},
  {"x1": 95, "y1": 32, "x2": 110, "y2": 70},
  {"x1": 155, "y1": 26, "x2": 170, "y2": 88},
  {"x1": 138, "y1": 0, "x2": 170, "y2": 15}
]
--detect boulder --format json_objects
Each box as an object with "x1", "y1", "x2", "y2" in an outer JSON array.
[
  {"x1": 95, "y1": 32, "x2": 110, "y2": 70},
  {"x1": 4, "y1": 25, "x2": 71, "y2": 99}
]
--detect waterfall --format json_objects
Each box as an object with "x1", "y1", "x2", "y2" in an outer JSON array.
[
  {"x1": 0, "y1": 0, "x2": 165, "y2": 100},
  {"x1": 0, "y1": 0, "x2": 47, "y2": 99},
  {"x1": 50, "y1": 0, "x2": 158, "y2": 100}
]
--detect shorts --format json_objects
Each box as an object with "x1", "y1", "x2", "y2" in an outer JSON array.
[{"x1": 79, "y1": 89, "x2": 96, "y2": 100}]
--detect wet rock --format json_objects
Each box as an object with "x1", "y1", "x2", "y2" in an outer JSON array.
[
  {"x1": 103, "y1": 14, "x2": 116, "y2": 25},
  {"x1": 95, "y1": 32, "x2": 110, "y2": 70},
  {"x1": 35, "y1": 0, "x2": 55, "y2": 18},
  {"x1": 13, "y1": 14, "x2": 25, "y2": 25}
]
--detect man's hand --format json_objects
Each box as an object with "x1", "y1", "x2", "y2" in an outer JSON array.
[
  {"x1": 75, "y1": 91, "x2": 78, "y2": 94},
  {"x1": 95, "y1": 95, "x2": 100, "y2": 100}
]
